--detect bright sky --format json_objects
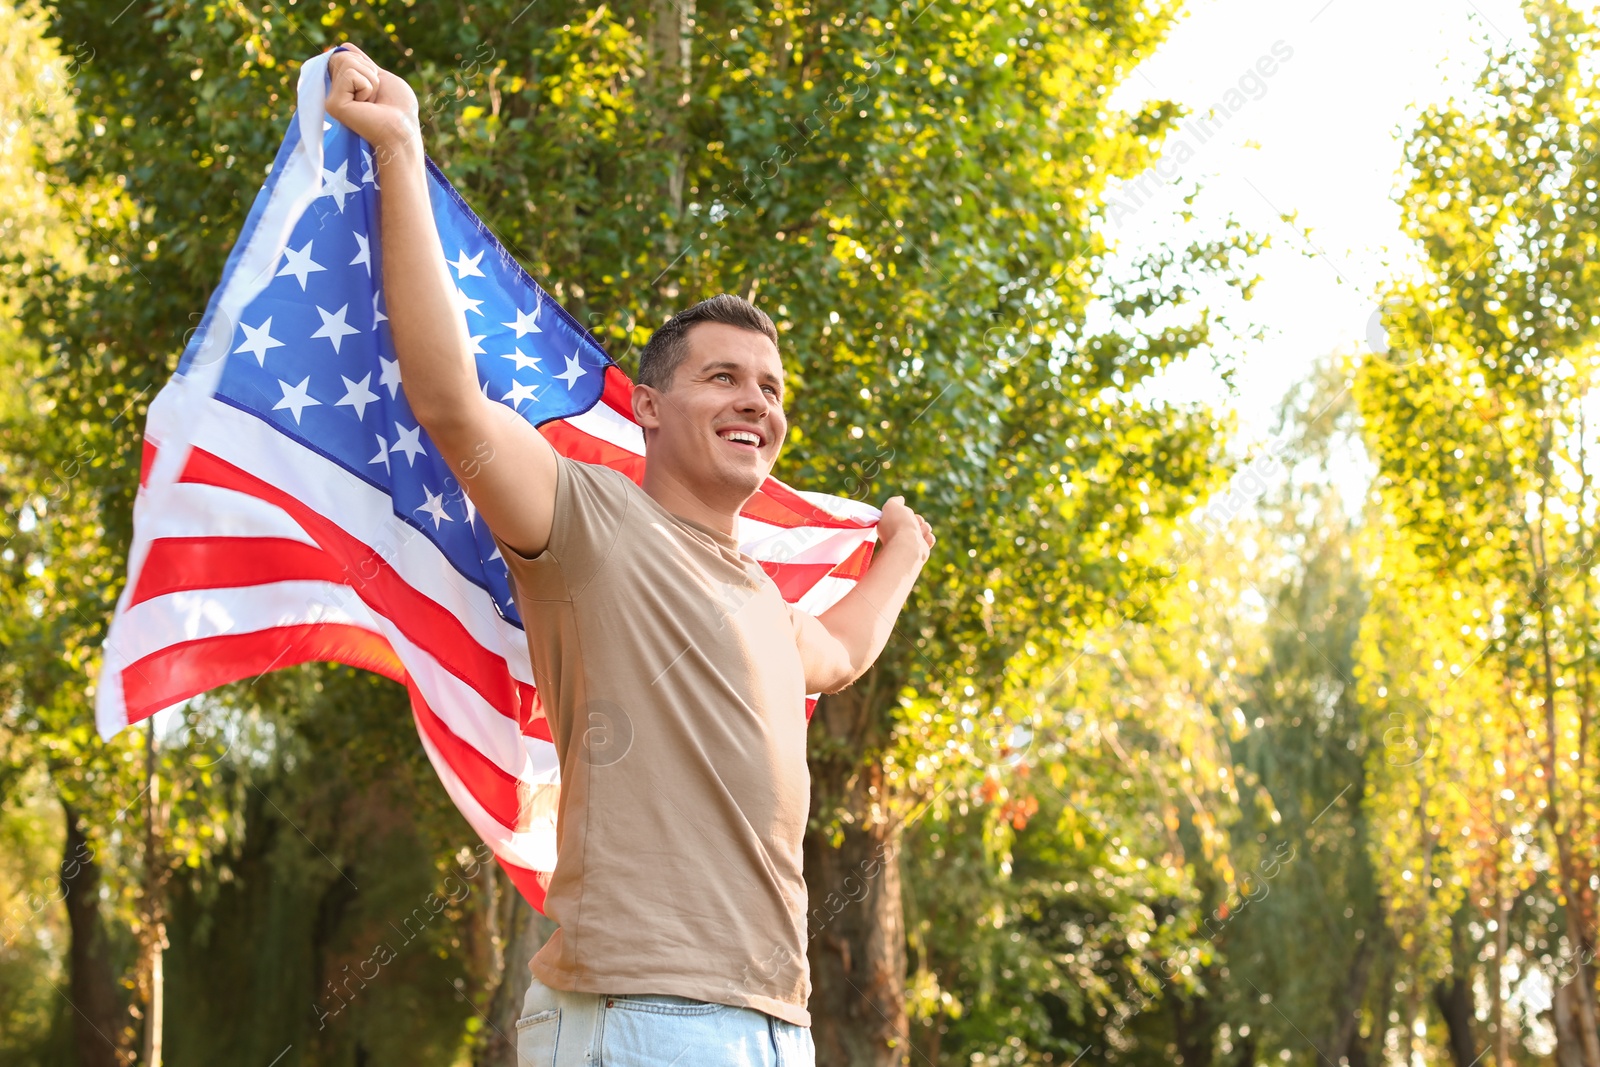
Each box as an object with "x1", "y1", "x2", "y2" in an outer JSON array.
[{"x1": 1106, "y1": 0, "x2": 1530, "y2": 444}]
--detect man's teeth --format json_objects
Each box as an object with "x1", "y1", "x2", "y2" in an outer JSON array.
[{"x1": 722, "y1": 431, "x2": 760, "y2": 446}]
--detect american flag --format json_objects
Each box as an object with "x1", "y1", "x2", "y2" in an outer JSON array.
[{"x1": 95, "y1": 52, "x2": 880, "y2": 910}]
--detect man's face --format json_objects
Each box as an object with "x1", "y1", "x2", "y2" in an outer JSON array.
[{"x1": 634, "y1": 321, "x2": 788, "y2": 500}]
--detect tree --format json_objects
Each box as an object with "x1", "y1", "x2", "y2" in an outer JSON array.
[{"x1": 1356, "y1": 2, "x2": 1600, "y2": 1062}]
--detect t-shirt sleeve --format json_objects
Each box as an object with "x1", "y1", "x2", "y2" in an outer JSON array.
[
  {"x1": 490, "y1": 453, "x2": 632, "y2": 602},
  {"x1": 786, "y1": 599, "x2": 841, "y2": 694}
]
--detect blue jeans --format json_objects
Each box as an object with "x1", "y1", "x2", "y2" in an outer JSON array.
[{"x1": 514, "y1": 976, "x2": 816, "y2": 1066}]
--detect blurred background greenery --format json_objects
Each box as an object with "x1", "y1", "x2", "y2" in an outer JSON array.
[{"x1": 2, "y1": 1, "x2": 1599, "y2": 1064}]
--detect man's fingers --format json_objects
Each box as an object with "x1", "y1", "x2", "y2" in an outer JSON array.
[{"x1": 330, "y1": 44, "x2": 383, "y2": 100}]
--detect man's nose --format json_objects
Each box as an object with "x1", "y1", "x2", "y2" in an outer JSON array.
[{"x1": 733, "y1": 381, "x2": 769, "y2": 414}]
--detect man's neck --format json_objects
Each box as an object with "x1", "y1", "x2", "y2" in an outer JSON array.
[{"x1": 640, "y1": 463, "x2": 748, "y2": 540}]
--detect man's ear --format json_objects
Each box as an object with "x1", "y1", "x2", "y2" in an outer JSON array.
[{"x1": 633, "y1": 382, "x2": 661, "y2": 429}]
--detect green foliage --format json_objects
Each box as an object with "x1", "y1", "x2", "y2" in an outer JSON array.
[
  {"x1": 1356, "y1": 1, "x2": 1600, "y2": 1059},
  {"x1": 0, "y1": 766, "x2": 73, "y2": 1064},
  {"x1": 0, "y1": 1, "x2": 1431, "y2": 1065}
]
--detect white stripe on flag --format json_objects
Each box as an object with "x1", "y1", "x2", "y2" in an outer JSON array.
[
  {"x1": 178, "y1": 395, "x2": 537, "y2": 673},
  {"x1": 415, "y1": 726, "x2": 558, "y2": 871},
  {"x1": 137, "y1": 480, "x2": 321, "y2": 548},
  {"x1": 116, "y1": 579, "x2": 550, "y2": 788}
]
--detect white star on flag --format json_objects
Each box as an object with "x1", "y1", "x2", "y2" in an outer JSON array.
[
  {"x1": 502, "y1": 303, "x2": 542, "y2": 338},
  {"x1": 503, "y1": 380, "x2": 539, "y2": 407},
  {"x1": 371, "y1": 289, "x2": 388, "y2": 330},
  {"x1": 351, "y1": 232, "x2": 371, "y2": 275},
  {"x1": 467, "y1": 334, "x2": 486, "y2": 356},
  {"x1": 335, "y1": 372, "x2": 380, "y2": 420},
  {"x1": 368, "y1": 432, "x2": 391, "y2": 471},
  {"x1": 360, "y1": 148, "x2": 378, "y2": 187},
  {"x1": 500, "y1": 347, "x2": 542, "y2": 373},
  {"x1": 449, "y1": 249, "x2": 486, "y2": 279},
  {"x1": 311, "y1": 304, "x2": 360, "y2": 354},
  {"x1": 272, "y1": 377, "x2": 321, "y2": 424},
  {"x1": 378, "y1": 356, "x2": 402, "y2": 398},
  {"x1": 319, "y1": 160, "x2": 359, "y2": 212},
  {"x1": 555, "y1": 351, "x2": 588, "y2": 390},
  {"x1": 455, "y1": 286, "x2": 485, "y2": 317},
  {"x1": 234, "y1": 317, "x2": 285, "y2": 365},
  {"x1": 416, "y1": 486, "x2": 454, "y2": 528},
  {"x1": 390, "y1": 422, "x2": 427, "y2": 466},
  {"x1": 277, "y1": 240, "x2": 326, "y2": 290}
]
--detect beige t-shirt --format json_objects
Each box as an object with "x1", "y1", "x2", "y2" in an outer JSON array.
[{"x1": 493, "y1": 453, "x2": 827, "y2": 1026}]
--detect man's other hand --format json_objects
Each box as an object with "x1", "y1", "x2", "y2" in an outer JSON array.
[
  {"x1": 803, "y1": 495, "x2": 934, "y2": 692},
  {"x1": 876, "y1": 495, "x2": 934, "y2": 564},
  {"x1": 325, "y1": 44, "x2": 419, "y2": 152}
]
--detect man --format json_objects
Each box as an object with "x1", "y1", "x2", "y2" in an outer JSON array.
[{"x1": 325, "y1": 45, "x2": 933, "y2": 1066}]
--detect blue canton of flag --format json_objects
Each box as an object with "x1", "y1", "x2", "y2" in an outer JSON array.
[{"x1": 197, "y1": 114, "x2": 611, "y2": 628}]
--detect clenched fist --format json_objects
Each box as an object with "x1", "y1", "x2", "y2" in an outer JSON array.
[
  {"x1": 324, "y1": 44, "x2": 420, "y2": 153},
  {"x1": 877, "y1": 495, "x2": 935, "y2": 565}
]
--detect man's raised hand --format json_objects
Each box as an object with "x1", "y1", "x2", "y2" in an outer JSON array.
[
  {"x1": 325, "y1": 44, "x2": 419, "y2": 153},
  {"x1": 324, "y1": 43, "x2": 560, "y2": 560}
]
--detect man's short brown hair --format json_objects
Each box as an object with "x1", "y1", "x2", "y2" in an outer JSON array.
[{"x1": 636, "y1": 294, "x2": 779, "y2": 391}]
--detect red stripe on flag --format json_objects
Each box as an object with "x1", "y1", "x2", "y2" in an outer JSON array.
[
  {"x1": 762, "y1": 560, "x2": 841, "y2": 602},
  {"x1": 121, "y1": 623, "x2": 404, "y2": 725},
  {"x1": 760, "y1": 540, "x2": 877, "y2": 601},
  {"x1": 406, "y1": 678, "x2": 525, "y2": 831},
  {"x1": 174, "y1": 448, "x2": 547, "y2": 737},
  {"x1": 744, "y1": 478, "x2": 872, "y2": 531},
  {"x1": 131, "y1": 536, "x2": 345, "y2": 608},
  {"x1": 497, "y1": 856, "x2": 549, "y2": 916},
  {"x1": 525, "y1": 688, "x2": 552, "y2": 743},
  {"x1": 539, "y1": 420, "x2": 646, "y2": 484},
  {"x1": 598, "y1": 364, "x2": 635, "y2": 421},
  {"x1": 831, "y1": 538, "x2": 875, "y2": 581},
  {"x1": 140, "y1": 439, "x2": 158, "y2": 489}
]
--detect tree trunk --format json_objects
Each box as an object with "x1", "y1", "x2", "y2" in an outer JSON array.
[
  {"x1": 805, "y1": 686, "x2": 907, "y2": 1067},
  {"x1": 647, "y1": 0, "x2": 692, "y2": 253},
  {"x1": 60, "y1": 800, "x2": 129, "y2": 1067},
  {"x1": 1169, "y1": 991, "x2": 1215, "y2": 1067},
  {"x1": 1363, "y1": 941, "x2": 1396, "y2": 1067},
  {"x1": 478, "y1": 877, "x2": 556, "y2": 1067},
  {"x1": 1492, "y1": 876, "x2": 1512, "y2": 1065},
  {"x1": 803, "y1": 816, "x2": 906, "y2": 1066},
  {"x1": 141, "y1": 719, "x2": 166, "y2": 1067},
  {"x1": 1326, "y1": 935, "x2": 1373, "y2": 1062},
  {"x1": 1556, "y1": 977, "x2": 1591, "y2": 1067},
  {"x1": 1432, "y1": 975, "x2": 1477, "y2": 1067},
  {"x1": 1432, "y1": 911, "x2": 1480, "y2": 1067}
]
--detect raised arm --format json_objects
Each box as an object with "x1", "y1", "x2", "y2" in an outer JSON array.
[
  {"x1": 324, "y1": 45, "x2": 558, "y2": 558},
  {"x1": 800, "y1": 497, "x2": 935, "y2": 694}
]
